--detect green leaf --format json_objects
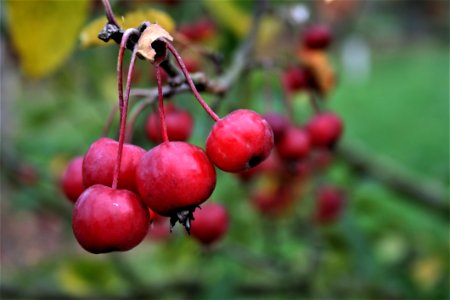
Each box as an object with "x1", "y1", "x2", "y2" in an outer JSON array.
[{"x1": 6, "y1": 0, "x2": 90, "y2": 79}]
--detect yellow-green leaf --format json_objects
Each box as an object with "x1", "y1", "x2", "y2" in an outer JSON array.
[
  {"x1": 202, "y1": 0, "x2": 250, "y2": 37},
  {"x1": 202, "y1": 0, "x2": 281, "y2": 49},
  {"x1": 6, "y1": 0, "x2": 90, "y2": 79},
  {"x1": 80, "y1": 8, "x2": 175, "y2": 48}
]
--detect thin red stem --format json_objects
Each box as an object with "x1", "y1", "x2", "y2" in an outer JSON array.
[
  {"x1": 308, "y1": 91, "x2": 321, "y2": 115},
  {"x1": 164, "y1": 41, "x2": 221, "y2": 122},
  {"x1": 102, "y1": 104, "x2": 119, "y2": 137},
  {"x1": 155, "y1": 64, "x2": 169, "y2": 143},
  {"x1": 112, "y1": 29, "x2": 138, "y2": 190}
]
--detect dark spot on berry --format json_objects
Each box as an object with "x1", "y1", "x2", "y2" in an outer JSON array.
[{"x1": 248, "y1": 155, "x2": 263, "y2": 168}]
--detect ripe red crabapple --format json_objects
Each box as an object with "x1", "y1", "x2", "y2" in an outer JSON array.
[
  {"x1": 315, "y1": 185, "x2": 346, "y2": 224},
  {"x1": 62, "y1": 156, "x2": 84, "y2": 203},
  {"x1": 276, "y1": 126, "x2": 311, "y2": 161},
  {"x1": 206, "y1": 109, "x2": 274, "y2": 172},
  {"x1": 178, "y1": 19, "x2": 216, "y2": 42},
  {"x1": 251, "y1": 185, "x2": 296, "y2": 218},
  {"x1": 302, "y1": 25, "x2": 332, "y2": 50},
  {"x1": 190, "y1": 203, "x2": 229, "y2": 246},
  {"x1": 145, "y1": 103, "x2": 194, "y2": 143},
  {"x1": 263, "y1": 112, "x2": 290, "y2": 143},
  {"x1": 306, "y1": 112, "x2": 343, "y2": 148},
  {"x1": 72, "y1": 184, "x2": 149, "y2": 253},
  {"x1": 83, "y1": 137, "x2": 145, "y2": 192},
  {"x1": 136, "y1": 141, "x2": 216, "y2": 230},
  {"x1": 282, "y1": 66, "x2": 313, "y2": 92}
]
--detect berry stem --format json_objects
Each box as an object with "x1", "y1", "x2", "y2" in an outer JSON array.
[
  {"x1": 308, "y1": 91, "x2": 321, "y2": 115},
  {"x1": 112, "y1": 29, "x2": 138, "y2": 190},
  {"x1": 164, "y1": 41, "x2": 221, "y2": 122},
  {"x1": 155, "y1": 64, "x2": 170, "y2": 143}
]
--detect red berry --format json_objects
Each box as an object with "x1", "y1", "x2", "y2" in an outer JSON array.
[
  {"x1": 147, "y1": 218, "x2": 171, "y2": 242},
  {"x1": 263, "y1": 112, "x2": 290, "y2": 143},
  {"x1": 315, "y1": 186, "x2": 346, "y2": 224},
  {"x1": 206, "y1": 109, "x2": 274, "y2": 172},
  {"x1": 62, "y1": 156, "x2": 84, "y2": 203},
  {"x1": 303, "y1": 25, "x2": 332, "y2": 50},
  {"x1": 178, "y1": 19, "x2": 216, "y2": 42},
  {"x1": 306, "y1": 112, "x2": 343, "y2": 148},
  {"x1": 82, "y1": 138, "x2": 145, "y2": 192},
  {"x1": 282, "y1": 66, "x2": 312, "y2": 92},
  {"x1": 136, "y1": 142, "x2": 216, "y2": 230},
  {"x1": 190, "y1": 203, "x2": 229, "y2": 246},
  {"x1": 251, "y1": 185, "x2": 295, "y2": 218},
  {"x1": 148, "y1": 208, "x2": 167, "y2": 224},
  {"x1": 276, "y1": 126, "x2": 311, "y2": 161},
  {"x1": 145, "y1": 104, "x2": 194, "y2": 143},
  {"x1": 72, "y1": 185, "x2": 149, "y2": 253}
]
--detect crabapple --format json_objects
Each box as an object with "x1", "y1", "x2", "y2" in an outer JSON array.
[
  {"x1": 282, "y1": 66, "x2": 313, "y2": 92},
  {"x1": 62, "y1": 156, "x2": 84, "y2": 203},
  {"x1": 145, "y1": 104, "x2": 194, "y2": 143},
  {"x1": 263, "y1": 112, "x2": 290, "y2": 143},
  {"x1": 276, "y1": 126, "x2": 311, "y2": 161},
  {"x1": 206, "y1": 109, "x2": 274, "y2": 172},
  {"x1": 136, "y1": 141, "x2": 216, "y2": 230},
  {"x1": 306, "y1": 112, "x2": 343, "y2": 148},
  {"x1": 303, "y1": 25, "x2": 332, "y2": 50},
  {"x1": 83, "y1": 138, "x2": 145, "y2": 192},
  {"x1": 190, "y1": 203, "x2": 229, "y2": 246},
  {"x1": 315, "y1": 185, "x2": 346, "y2": 224},
  {"x1": 72, "y1": 184, "x2": 149, "y2": 253}
]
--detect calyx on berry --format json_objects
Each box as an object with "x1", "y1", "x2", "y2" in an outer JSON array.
[{"x1": 136, "y1": 141, "x2": 216, "y2": 232}]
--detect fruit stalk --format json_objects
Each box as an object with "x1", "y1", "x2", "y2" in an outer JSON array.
[
  {"x1": 112, "y1": 29, "x2": 139, "y2": 189},
  {"x1": 164, "y1": 41, "x2": 221, "y2": 122},
  {"x1": 155, "y1": 64, "x2": 170, "y2": 143}
]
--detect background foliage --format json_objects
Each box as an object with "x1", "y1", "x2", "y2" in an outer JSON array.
[{"x1": 1, "y1": 0, "x2": 448, "y2": 299}]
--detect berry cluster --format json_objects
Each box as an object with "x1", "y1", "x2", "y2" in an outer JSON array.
[
  {"x1": 61, "y1": 23, "x2": 273, "y2": 253},
  {"x1": 238, "y1": 25, "x2": 346, "y2": 222}
]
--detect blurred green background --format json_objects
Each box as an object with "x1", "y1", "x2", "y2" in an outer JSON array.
[{"x1": 1, "y1": 0, "x2": 448, "y2": 299}]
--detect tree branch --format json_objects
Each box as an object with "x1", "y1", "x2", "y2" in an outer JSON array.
[{"x1": 337, "y1": 144, "x2": 449, "y2": 218}]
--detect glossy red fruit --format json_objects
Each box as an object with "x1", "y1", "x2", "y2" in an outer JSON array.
[
  {"x1": 83, "y1": 138, "x2": 145, "y2": 192},
  {"x1": 306, "y1": 112, "x2": 343, "y2": 148},
  {"x1": 263, "y1": 112, "x2": 290, "y2": 143},
  {"x1": 206, "y1": 109, "x2": 274, "y2": 173},
  {"x1": 72, "y1": 185, "x2": 149, "y2": 253},
  {"x1": 136, "y1": 142, "x2": 216, "y2": 229},
  {"x1": 148, "y1": 208, "x2": 167, "y2": 224},
  {"x1": 251, "y1": 185, "x2": 296, "y2": 218},
  {"x1": 276, "y1": 126, "x2": 311, "y2": 161},
  {"x1": 147, "y1": 218, "x2": 171, "y2": 242},
  {"x1": 302, "y1": 25, "x2": 332, "y2": 50},
  {"x1": 190, "y1": 203, "x2": 229, "y2": 246},
  {"x1": 282, "y1": 66, "x2": 312, "y2": 92},
  {"x1": 178, "y1": 19, "x2": 216, "y2": 42},
  {"x1": 315, "y1": 186, "x2": 346, "y2": 224},
  {"x1": 62, "y1": 156, "x2": 84, "y2": 203},
  {"x1": 145, "y1": 104, "x2": 194, "y2": 143}
]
